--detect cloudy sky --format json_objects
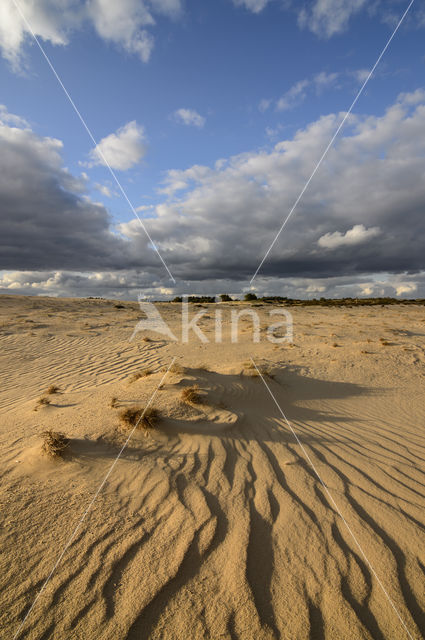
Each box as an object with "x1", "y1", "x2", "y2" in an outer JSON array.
[{"x1": 0, "y1": 0, "x2": 424, "y2": 299}]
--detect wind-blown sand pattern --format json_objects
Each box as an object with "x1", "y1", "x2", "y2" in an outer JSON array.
[{"x1": 0, "y1": 296, "x2": 424, "y2": 639}]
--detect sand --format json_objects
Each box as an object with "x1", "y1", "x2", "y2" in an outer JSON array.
[{"x1": 0, "y1": 294, "x2": 424, "y2": 639}]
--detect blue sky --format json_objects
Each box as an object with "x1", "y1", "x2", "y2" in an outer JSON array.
[{"x1": 0, "y1": 0, "x2": 424, "y2": 298}]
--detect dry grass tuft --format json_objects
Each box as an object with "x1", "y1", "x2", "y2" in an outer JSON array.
[
  {"x1": 46, "y1": 384, "x2": 60, "y2": 394},
  {"x1": 119, "y1": 406, "x2": 159, "y2": 430},
  {"x1": 331, "y1": 342, "x2": 339, "y2": 348},
  {"x1": 242, "y1": 362, "x2": 274, "y2": 378},
  {"x1": 41, "y1": 430, "x2": 70, "y2": 458},
  {"x1": 142, "y1": 336, "x2": 152, "y2": 342},
  {"x1": 110, "y1": 397, "x2": 119, "y2": 408},
  {"x1": 181, "y1": 385, "x2": 202, "y2": 404},
  {"x1": 35, "y1": 396, "x2": 50, "y2": 410},
  {"x1": 128, "y1": 369, "x2": 154, "y2": 383},
  {"x1": 169, "y1": 362, "x2": 186, "y2": 374},
  {"x1": 380, "y1": 340, "x2": 390, "y2": 346}
]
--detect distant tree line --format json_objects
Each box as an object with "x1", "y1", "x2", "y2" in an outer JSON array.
[{"x1": 167, "y1": 295, "x2": 425, "y2": 306}]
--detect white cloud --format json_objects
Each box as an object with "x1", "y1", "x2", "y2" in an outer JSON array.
[
  {"x1": 87, "y1": 0, "x2": 155, "y2": 63},
  {"x1": 352, "y1": 68, "x2": 370, "y2": 83},
  {"x1": 276, "y1": 72, "x2": 341, "y2": 111},
  {"x1": 0, "y1": 104, "x2": 30, "y2": 127},
  {"x1": 95, "y1": 182, "x2": 113, "y2": 197},
  {"x1": 395, "y1": 282, "x2": 417, "y2": 296},
  {"x1": 258, "y1": 98, "x2": 271, "y2": 113},
  {"x1": 318, "y1": 224, "x2": 381, "y2": 249},
  {"x1": 173, "y1": 108, "x2": 206, "y2": 128},
  {"x1": 313, "y1": 70, "x2": 339, "y2": 92},
  {"x1": 0, "y1": 0, "x2": 182, "y2": 69},
  {"x1": 232, "y1": 0, "x2": 272, "y2": 14},
  {"x1": 88, "y1": 121, "x2": 146, "y2": 170},
  {"x1": 298, "y1": 0, "x2": 368, "y2": 38},
  {"x1": 276, "y1": 79, "x2": 309, "y2": 111}
]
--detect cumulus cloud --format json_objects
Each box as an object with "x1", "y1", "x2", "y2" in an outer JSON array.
[
  {"x1": 298, "y1": 0, "x2": 368, "y2": 38},
  {"x1": 0, "y1": 0, "x2": 182, "y2": 69},
  {"x1": 173, "y1": 108, "x2": 206, "y2": 128},
  {"x1": 318, "y1": 224, "x2": 381, "y2": 249},
  {"x1": 2, "y1": 92, "x2": 425, "y2": 296},
  {"x1": 0, "y1": 109, "x2": 139, "y2": 270},
  {"x1": 88, "y1": 121, "x2": 147, "y2": 170},
  {"x1": 1, "y1": 270, "x2": 424, "y2": 300}
]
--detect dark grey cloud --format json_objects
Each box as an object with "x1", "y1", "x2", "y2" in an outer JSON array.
[
  {"x1": 1, "y1": 91, "x2": 425, "y2": 298},
  {"x1": 120, "y1": 90, "x2": 425, "y2": 282},
  {"x1": 0, "y1": 119, "x2": 147, "y2": 271}
]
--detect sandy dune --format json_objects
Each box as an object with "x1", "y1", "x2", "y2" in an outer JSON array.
[{"x1": 0, "y1": 295, "x2": 424, "y2": 639}]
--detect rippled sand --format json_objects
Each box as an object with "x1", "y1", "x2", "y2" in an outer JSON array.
[{"x1": 0, "y1": 295, "x2": 424, "y2": 639}]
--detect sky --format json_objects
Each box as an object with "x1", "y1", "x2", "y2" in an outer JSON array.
[{"x1": 0, "y1": 0, "x2": 424, "y2": 300}]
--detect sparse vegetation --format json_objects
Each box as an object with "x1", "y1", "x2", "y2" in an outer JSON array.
[
  {"x1": 119, "y1": 406, "x2": 159, "y2": 430},
  {"x1": 168, "y1": 362, "x2": 186, "y2": 374},
  {"x1": 41, "y1": 430, "x2": 70, "y2": 458},
  {"x1": 181, "y1": 385, "x2": 201, "y2": 404},
  {"x1": 242, "y1": 362, "x2": 274, "y2": 378},
  {"x1": 46, "y1": 384, "x2": 59, "y2": 394},
  {"x1": 162, "y1": 294, "x2": 425, "y2": 306},
  {"x1": 128, "y1": 369, "x2": 154, "y2": 383},
  {"x1": 110, "y1": 397, "x2": 119, "y2": 408},
  {"x1": 35, "y1": 396, "x2": 50, "y2": 410}
]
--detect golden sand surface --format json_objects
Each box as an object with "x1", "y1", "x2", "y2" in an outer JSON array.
[{"x1": 0, "y1": 295, "x2": 424, "y2": 639}]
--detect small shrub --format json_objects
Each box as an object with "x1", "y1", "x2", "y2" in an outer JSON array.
[
  {"x1": 35, "y1": 396, "x2": 50, "y2": 410},
  {"x1": 181, "y1": 385, "x2": 201, "y2": 404},
  {"x1": 168, "y1": 363, "x2": 186, "y2": 374},
  {"x1": 128, "y1": 369, "x2": 153, "y2": 383},
  {"x1": 119, "y1": 406, "x2": 159, "y2": 430},
  {"x1": 142, "y1": 336, "x2": 152, "y2": 342},
  {"x1": 46, "y1": 385, "x2": 59, "y2": 394},
  {"x1": 242, "y1": 362, "x2": 273, "y2": 378},
  {"x1": 41, "y1": 430, "x2": 70, "y2": 458}
]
